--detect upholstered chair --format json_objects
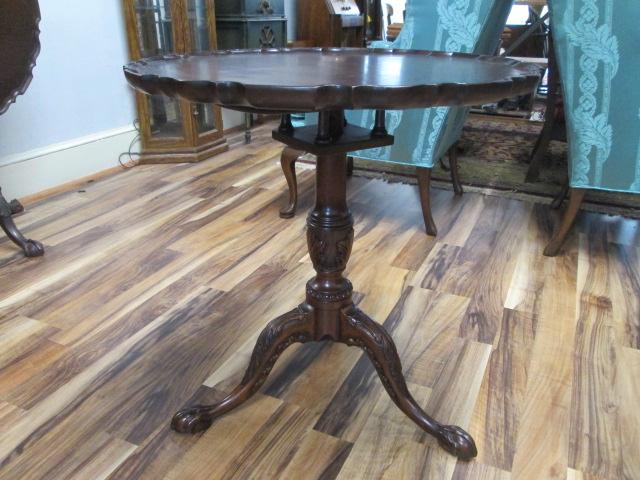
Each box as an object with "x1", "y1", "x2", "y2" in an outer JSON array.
[
  {"x1": 278, "y1": 0, "x2": 514, "y2": 236},
  {"x1": 544, "y1": 0, "x2": 640, "y2": 255}
]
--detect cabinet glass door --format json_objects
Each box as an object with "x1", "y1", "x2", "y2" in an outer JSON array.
[
  {"x1": 186, "y1": 0, "x2": 219, "y2": 135},
  {"x1": 134, "y1": 0, "x2": 185, "y2": 141},
  {"x1": 187, "y1": 0, "x2": 211, "y2": 51}
]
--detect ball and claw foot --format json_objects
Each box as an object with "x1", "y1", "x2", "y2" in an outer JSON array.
[
  {"x1": 437, "y1": 424, "x2": 478, "y2": 461},
  {"x1": 171, "y1": 407, "x2": 214, "y2": 434},
  {"x1": 0, "y1": 213, "x2": 45, "y2": 257},
  {"x1": 23, "y1": 239, "x2": 45, "y2": 257}
]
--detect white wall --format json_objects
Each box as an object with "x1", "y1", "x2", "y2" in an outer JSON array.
[
  {"x1": 0, "y1": 2, "x2": 275, "y2": 200},
  {"x1": 0, "y1": 0, "x2": 137, "y2": 199},
  {"x1": 284, "y1": 0, "x2": 297, "y2": 41},
  {"x1": 0, "y1": 1, "x2": 136, "y2": 157}
]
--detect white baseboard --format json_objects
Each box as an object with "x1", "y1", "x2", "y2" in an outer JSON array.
[
  {"x1": 0, "y1": 126, "x2": 139, "y2": 200},
  {"x1": 1, "y1": 110, "x2": 244, "y2": 201}
]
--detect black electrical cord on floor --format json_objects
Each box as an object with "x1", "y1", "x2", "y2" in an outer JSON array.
[{"x1": 118, "y1": 119, "x2": 142, "y2": 169}]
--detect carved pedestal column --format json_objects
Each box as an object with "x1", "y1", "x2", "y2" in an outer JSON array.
[{"x1": 305, "y1": 152, "x2": 354, "y2": 340}]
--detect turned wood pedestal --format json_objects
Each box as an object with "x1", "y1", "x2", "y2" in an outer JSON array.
[{"x1": 171, "y1": 112, "x2": 478, "y2": 460}]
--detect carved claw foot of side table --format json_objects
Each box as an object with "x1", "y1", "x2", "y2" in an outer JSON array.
[
  {"x1": 0, "y1": 189, "x2": 44, "y2": 257},
  {"x1": 172, "y1": 305, "x2": 314, "y2": 434}
]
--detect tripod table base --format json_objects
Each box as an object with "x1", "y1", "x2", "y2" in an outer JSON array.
[{"x1": 171, "y1": 112, "x2": 477, "y2": 461}]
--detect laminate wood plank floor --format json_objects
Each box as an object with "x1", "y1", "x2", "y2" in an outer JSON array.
[{"x1": 0, "y1": 124, "x2": 638, "y2": 480}]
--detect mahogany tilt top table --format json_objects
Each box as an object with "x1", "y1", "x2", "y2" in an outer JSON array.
[{"x1": 124, "y1": 48, "x2": 539, "y2": 461}]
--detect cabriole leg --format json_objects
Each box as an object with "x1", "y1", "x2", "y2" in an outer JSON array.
[
  {"x1": 0, "y1": 189, "x2": 44, "y2": 257},
  {"x1": 544, "y1": 187, "x2": 586, "y2": 256},
  {"x1": 416, "y1": 167, "x2": 438, "y2": 236},
  {"x1": 340, "y1": 307, "x2": 477, "y2": 460},
  {"x1": 279, "y1": 147, "x2": 303, "y2": 219},
  {"x1": 172, "y1": 306, "x2": 313, "y2": 434},
  {"x1": 449, "y1": 145, "x2": 464, "y2": 196}
]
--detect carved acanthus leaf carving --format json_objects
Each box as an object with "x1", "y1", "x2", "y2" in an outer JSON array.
[
  {"x1": 241, "y1": 306, "x2": 312, "y2": 391},
  {"x1": 307, "y1": 226, "x2": 353, "y2": 272}
]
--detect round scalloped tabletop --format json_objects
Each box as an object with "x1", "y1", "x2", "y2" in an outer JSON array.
[
  {"x1": 0, "y1": 0, "x2": 41, "y2": 115},
  {"x1": 124, "y1": 48, "x2": 541, "y2": 113}
]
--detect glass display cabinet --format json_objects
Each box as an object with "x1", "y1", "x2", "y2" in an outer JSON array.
[
  {"x1": 123, "y1": 0, "x2": 228, "y2": 163},
  {"x1": 214, "y1": 0, "x2": 288, "y2": 144},
  {"x1": 358, "y1": 0, "x2": 384, "y2": 43}
]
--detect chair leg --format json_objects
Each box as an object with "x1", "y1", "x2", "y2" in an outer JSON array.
[
  {"x1": 526, "y1": 122, "x2": 554, "y2": 183},
  {"x1": 416, "y1": 167, "x2": 438, "y2": 236},
  {"x1": 544, "y1": 188, "x2": 586, "y2": 257},
  {"x1": 448, "y1": 145, "x2": 464, "y2": 196},
  {"x1": 550, "y1": 180, "x2": 569, "y2": 209},
  {"x1": 346, "y1": 156, "x2": 354, "y2": 177},
  {"x1": 279, "y1": 147, "x2": 304, "y2": 219},
  {"x1": 526, "y1": 36, "x2": 559, "y2": 183}
]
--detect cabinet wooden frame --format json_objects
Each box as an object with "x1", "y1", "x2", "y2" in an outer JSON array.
[
  {"x1": 297, "y1": 0, "x2": 365, "y2": 48},
  {"x1": 122, "y1": 0, "x2": 228, "y2": 163}
]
